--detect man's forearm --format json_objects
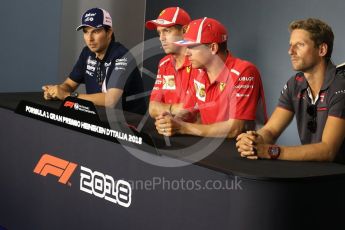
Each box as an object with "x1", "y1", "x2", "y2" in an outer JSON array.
[
  {"x1": 149, "y1": 101, "x2": 184, "y2": 118},
  {"x1": 78, "y1": 93, "x2": 107, "y2": 107},
  {"x1": 257, "y1": 128, "x2": 278, "y2": 144},
  {"x1": 277, "y1": 143, "x2": 336, "y2": 162},
  {"x1": 59, "y1": 83, "x2": 75, "y2": 92},
  {"x1": 149, "y1": 101, "x2": 171, "y2": 118},
  {"x1": 180, "y1": 120, "x2": 244, "y2": 138}
]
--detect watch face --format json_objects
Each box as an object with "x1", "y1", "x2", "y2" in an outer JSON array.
[
  {"x1": 269, "y1": 147, "x2": 279, "y2": 155},
  {"x1": 268, "y1": 146, "x2": 280, "y2": 159}
]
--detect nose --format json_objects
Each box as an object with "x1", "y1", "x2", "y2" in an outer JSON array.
[
  {"x1": 288, "y1": 45, "x2": 295, "y2": 56},
  {"x1": 89, "y1": 33, "x2": 94, "y2": 41},
  {"x1": 84, "y1": 33, "x2": 93, "y2": 43},
  {"x1": 159, "y1": 33, "x2": 165, "y2": 42}
]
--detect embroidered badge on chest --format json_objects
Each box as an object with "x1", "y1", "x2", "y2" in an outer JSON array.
[
  {"x1": 186, "y1": 66, "x2": 191, "y2": 73},
  {"x1": 162, "y1": 75, "x2": 176, "y2": 90},
  {"x1": 219, "y1": 82, "x2": 226, "y2": 92},
  {"x1": 194, "y1": 79, "x2": 206, "y2": 102}
]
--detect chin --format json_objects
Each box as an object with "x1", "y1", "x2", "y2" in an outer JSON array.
[
  {"x1": 291, "y1": 66, "x2": 298, "y2": 71},
  {"x1": 163, "y1": 48, "x2": 172, "y2": 54},
  {"x1": 88, "y1": 46, "x2": 99, "y2": 51},
  {"x1": 191, "y1": 63, "x2": 201, "y2": 69},
  {"x1": 291, "y1": 63, "x2": 301, "y2": 71}
]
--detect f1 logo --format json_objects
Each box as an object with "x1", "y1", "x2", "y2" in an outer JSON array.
[
  {"x1": 33, "y1": 154, "x2": 77, "y2": 184},
  {"x1": 64, "y1": 101, "x2": 75, "y2": 108}
]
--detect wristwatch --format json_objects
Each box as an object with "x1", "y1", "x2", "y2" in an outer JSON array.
[
  {"x1": 70, "y1": 91, "x2": 79, "y2": 98},
  {"x1": 268, "y1": 145, "x2": 280, "y2": 160}
]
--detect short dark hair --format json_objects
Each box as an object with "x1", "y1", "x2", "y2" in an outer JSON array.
[
  {"x1": 205, "y1": 42, "x2": 227, "y2": 55},
  {"x1": 289, "y1": 18, "x2": 334, "y2": 62},
  {"x1": 217, "y1": 42, "x2": 227, "y2": 54},
  {"x1": 172, "y1": 25, "x2": 183, "y2": 31},
  {"x1": 104, "y1": 26, "x2": 115, "y2": 42}
]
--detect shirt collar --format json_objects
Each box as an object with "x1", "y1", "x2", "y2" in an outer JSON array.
[
  {"x1": 295, "y1": 73, "x2": 308, "y2": 91},
  {"x1": 169, "y1": 55, "x2": 191, "y2": 70},
  {"x1": 306, "y1": 87, "x2": 319, "y2": 104},
  {"x1": 321, "y1": 61, "x2": 336, "y2": 90}
]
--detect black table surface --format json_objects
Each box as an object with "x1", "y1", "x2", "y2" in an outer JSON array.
[{"x1": 1, "y1": 91, "x2": 345, "y2": 181}]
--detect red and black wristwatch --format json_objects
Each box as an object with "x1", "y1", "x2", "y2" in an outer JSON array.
[{"x1": 268, "y1": 145, "x2": 281, "y2": 160}]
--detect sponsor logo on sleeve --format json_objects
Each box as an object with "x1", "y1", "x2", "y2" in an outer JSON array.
[
  {"x1": 335, "y1": 89, "x2": 345, "y2": 95},
  {"x1": 154, "y1": 80, "x2": 162, "y2": 85},
  {"x1": 281, "y1": 84, "x2": 288, "y2": 94},
  {"x1": 236, "y1": 93, "x2": 249, "y2": 97},
  {"x1": 114, "y1": 58, "x2": 127, "y2": 71},
  {"x1": 238, "y1": 76, "x2": 254, "y2": 82},
  {"x1": 234, "y1": 84, "x2": 254, "y2": 89}
]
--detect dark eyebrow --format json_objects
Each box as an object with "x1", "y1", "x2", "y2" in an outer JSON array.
[{"x1": 83, "y1": 27, "x2": 103, "y2": 33}]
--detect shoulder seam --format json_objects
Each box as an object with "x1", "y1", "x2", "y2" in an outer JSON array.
[{"x1": 159, "y1": 57, "x2": 170, "y2": 67}]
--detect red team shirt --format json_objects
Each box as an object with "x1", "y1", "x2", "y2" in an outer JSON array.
[
  {"x1": 150, "y1": 55, "x2": 198, "y2": 104},
  {"x1": 184, "y1": 53, "x2": 266, "y2": 124}
]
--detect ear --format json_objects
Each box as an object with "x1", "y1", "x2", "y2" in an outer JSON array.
[
  {"x1": 319, "y1": 43, "x2": 328, "y2": 57},
  {"x1": 210, "y1": 43, "x2": 219, "y2": 55},
  {"x1": 107, "y1": 28, "x2": 113, "y2": 38}
]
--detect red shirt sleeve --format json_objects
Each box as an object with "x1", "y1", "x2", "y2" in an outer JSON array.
[
  {"x1": 229, "y1": 65, "x2": 261, "y2": 120},
  {"x1": 150, "y1": 65, "x2": 165, "y2": 102}
]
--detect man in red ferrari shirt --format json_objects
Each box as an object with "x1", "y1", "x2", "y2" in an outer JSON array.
[
  {"x1": 155, "y1": 17, "x2": 267, "y2": 137},
  {"x1": 146, "y1": 7, "x2": 201, "y2": 117}
]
